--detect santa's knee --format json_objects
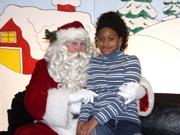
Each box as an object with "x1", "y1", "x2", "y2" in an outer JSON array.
[{"x1": 14, "y1": 125, "x2": 32, "y2": 135}]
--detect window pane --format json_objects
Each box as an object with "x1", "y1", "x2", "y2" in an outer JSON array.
[{"x1": 0, "y1": 32, "x2": 16, "y2": 43}]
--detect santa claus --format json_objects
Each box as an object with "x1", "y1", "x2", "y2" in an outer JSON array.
[{"x1": 14, "y1": 21, "x2": 154, "y2": 135}]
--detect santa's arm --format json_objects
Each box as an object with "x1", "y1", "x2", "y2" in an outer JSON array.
[
  {"x1": 138, "y1": 76, "x2": 154, "y2": 116},
  {"x1": 117, "y1": 76, "x2": 154, "y2": 116},
  {"x1": 25, "y1": 60, "x2": 57, "y2": 120}
]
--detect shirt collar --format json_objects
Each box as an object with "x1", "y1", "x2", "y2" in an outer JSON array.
[{"x1": 102, "y1": 47, "x2": 122, "y2": 60}]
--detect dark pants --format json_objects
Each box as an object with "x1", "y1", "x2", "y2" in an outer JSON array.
[
  {"x1": 90, "y1": 118, "x2": 142, "y2": 135},
  {"x1": 105, "y1": 119, "x2": 142, "y2": 135}
]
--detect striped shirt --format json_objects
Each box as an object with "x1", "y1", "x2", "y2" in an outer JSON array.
[{"x1": 78, "y1": 48, "x2": 141, "y2": 125}]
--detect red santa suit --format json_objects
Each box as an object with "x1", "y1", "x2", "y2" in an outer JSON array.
[
  {"x1": 14, "y1": 21, "x2": 154, "y2": 135},
  {"x1": 14, "y1": 21, "x2": 99, "y2": 135}
]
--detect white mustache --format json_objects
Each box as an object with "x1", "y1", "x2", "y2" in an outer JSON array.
[{"x1": 66, "y1": 51, "x2": 90, "y2": 59}]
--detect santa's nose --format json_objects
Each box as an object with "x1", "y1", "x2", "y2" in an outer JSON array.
[{"x1": 74, "y1": 44, "x2": 86, "y2": 51}]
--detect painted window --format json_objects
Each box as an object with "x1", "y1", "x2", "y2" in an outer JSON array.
[{"x1": 0, "y1": 31, "x2": 17, "y2": 43}]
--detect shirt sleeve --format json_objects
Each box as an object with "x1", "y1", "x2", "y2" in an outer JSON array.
[
  {"x1": 124, "y1": 55, "x2": 141, "y2": 83},
  {"x1": 78, "y1": 103, "x2": 93, "y2": 122},
  {"x1": 93, "y1": 94, "x2": 127, "y2": 124}
]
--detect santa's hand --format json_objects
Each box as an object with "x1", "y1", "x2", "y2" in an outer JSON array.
[
  {"x1": 117, "y1": 82, "x2": 146, "y2": 105},
  {"x1": 68, "y1": 89, "x2": 98, "y2": 104}
]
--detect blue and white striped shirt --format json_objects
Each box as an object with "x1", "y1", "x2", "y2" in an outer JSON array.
[{"x1": 78, "y1": 48, "x2": 141, "y2": 125}]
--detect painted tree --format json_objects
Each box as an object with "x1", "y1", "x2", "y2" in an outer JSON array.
[
  {"x1": 162, "y1": 0, "x2": 180, "y2": 21},
  {"x1": 117, "y1": 0, "x2": 159, "y2": 34}
]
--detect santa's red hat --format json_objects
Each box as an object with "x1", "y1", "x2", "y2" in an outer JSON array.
[
  {"x1": 56, "y1": 21, "x2": 89, "y2": 43},
  {"x1": 44, "y1": 21, "x2": 89, "y2": 44},
  {"x1": 57, "y1": 21, "x2": 85, "y2": 31}
]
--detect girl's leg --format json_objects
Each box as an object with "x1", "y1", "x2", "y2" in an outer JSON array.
[
  {"x1": 115, "y1": 121, "x2": 142, "y2": 135},
  {"x1": 90, "y1": 124, "x2": 113, "y2": 135}
]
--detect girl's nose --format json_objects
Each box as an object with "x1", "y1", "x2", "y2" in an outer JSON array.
[{"x1": 103, "y1": 38, "x2": 108, "y2": 45}]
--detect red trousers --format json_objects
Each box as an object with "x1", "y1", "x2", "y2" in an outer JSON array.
[{"x1": 14, "y1": 122, "x2": 58, "y2": 135}]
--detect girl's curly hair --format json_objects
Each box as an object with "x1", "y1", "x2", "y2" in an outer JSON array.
[{"x1": 95, "y1": 11, "x2": 129, "y2": 51}]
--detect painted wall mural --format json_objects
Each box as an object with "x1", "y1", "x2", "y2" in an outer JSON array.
[{"x1": 0, "y1": 0, "x2": 180, "y2": 131}]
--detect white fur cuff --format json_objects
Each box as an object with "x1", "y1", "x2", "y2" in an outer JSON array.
[{"x1": 42, "y1": 88, "x2": 72, "y2": 127}]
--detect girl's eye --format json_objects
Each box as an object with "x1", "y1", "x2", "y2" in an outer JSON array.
[
  {"x1": 109, "y1": 37, "x2": 114, "y2": 41},
  {"x1": 97, "y1": 37, "x2": 104, "y2": 41}
]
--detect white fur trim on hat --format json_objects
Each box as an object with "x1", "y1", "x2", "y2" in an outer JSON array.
[{"x1": 56, "y1": 27, "x2": 89, "y2": 43}]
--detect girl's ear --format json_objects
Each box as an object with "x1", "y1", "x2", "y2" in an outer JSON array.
[
  {"x1": 118, "y1": 37, "x2": 123, "y2": 46},
  {"x1": 95, "y1": 38, "x2": 98, "y2": 48}
]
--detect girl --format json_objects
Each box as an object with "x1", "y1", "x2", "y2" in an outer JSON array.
[{"x1": 77, "y1": 11, "x2": 143, "y2": 135}]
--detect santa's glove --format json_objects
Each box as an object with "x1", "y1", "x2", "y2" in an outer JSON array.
[
  {"x1": 68, "y1": 89, "x2": 98, "y2": 104},
  {"x1": 117, "y1": 82, "x2": 146, "y2": 105}
]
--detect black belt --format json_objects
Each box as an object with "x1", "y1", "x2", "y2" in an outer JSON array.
[{"x1": 73, "y1": 114, "x2": 80, "y2": 119}]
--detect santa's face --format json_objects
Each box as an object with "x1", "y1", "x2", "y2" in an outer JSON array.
[{"x1": 65, "y1": 39, "x2": 86, "y2": 52}]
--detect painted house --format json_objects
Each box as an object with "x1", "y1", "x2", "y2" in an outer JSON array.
[{"x1": 0, "y1": 18, "x2": 38, "y2": 74}]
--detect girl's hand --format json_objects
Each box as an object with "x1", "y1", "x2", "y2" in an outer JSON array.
[{"x1": 76, "y1": 118, "x2": 98, "y2": 135}]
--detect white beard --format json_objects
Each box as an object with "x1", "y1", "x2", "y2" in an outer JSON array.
[
  {"x1": 43, "y1": 51, "x2": 92, "y2": 135},
  {"x1": 48, "y1": 51, "x2": 91, "y2": 91}
]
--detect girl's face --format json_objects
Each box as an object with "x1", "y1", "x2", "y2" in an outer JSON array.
[
  {"x1": 65, "y1": 39, "x2": 86, "y2": 53},
  {"x1": 96, "y1": 27, "x2": 122, "y2": 56}
]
